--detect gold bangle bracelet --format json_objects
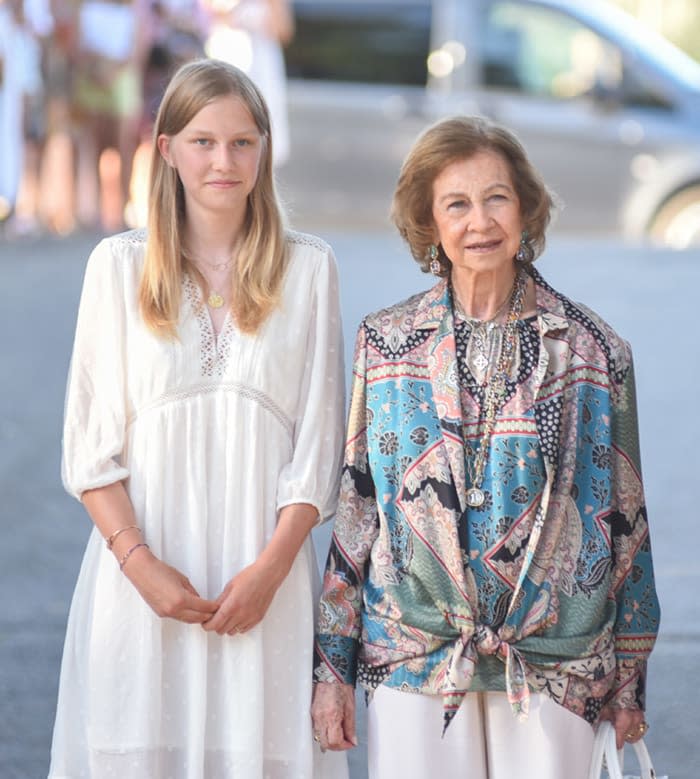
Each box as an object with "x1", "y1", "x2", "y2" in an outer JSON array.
[{"x1": 105, "y1": 525, "x2": 141, "y2": 550}]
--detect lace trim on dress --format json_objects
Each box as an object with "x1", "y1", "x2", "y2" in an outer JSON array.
[
  {"x1": 286, "y1": 229, "x2": 330, "y2": 254},
  {"x1": 183, "y1": 232, "x2": 329, "y2": 378},
  {"x1": 112, "y1": 228, "x2": 147, "y2": 248},
  {"x1": 127, "y1": 382, "x2": 294, "y2": 436},
  {"x1": 182, "y1": 273, "x2": 238, "y2": 377}
]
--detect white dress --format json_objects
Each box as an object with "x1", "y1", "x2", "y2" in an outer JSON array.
[{"x1": 50, "y1": 229, "x2": 348, "y2": 779}]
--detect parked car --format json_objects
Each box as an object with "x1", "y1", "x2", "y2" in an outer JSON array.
[{"x1": 279, "y1": 0, "x2": 700, "y2": 247}]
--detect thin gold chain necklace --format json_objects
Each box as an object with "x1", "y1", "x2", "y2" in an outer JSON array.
[
  {"x1": 461, "y1": 268, "x2": 528, "y2": 508},
  {"x1": 183, "y1": 252, "x2": 233, "y2": 309}
]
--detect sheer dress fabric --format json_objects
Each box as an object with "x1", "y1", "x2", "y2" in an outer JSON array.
[{"x1": 50, "y1": 229, "x2": 348, "y2": 779}]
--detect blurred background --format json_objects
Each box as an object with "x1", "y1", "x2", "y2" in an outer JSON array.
[
  {"x1": 1, "y1": 0, "x2": 700, "y2": 246},
  {"x1": 1, "y1": 1, "x2": 700, "y2": 777}
]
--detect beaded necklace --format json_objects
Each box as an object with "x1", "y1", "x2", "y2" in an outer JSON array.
[{"x1": 456, "y1": 268, "x2": 528, "y2": 508}]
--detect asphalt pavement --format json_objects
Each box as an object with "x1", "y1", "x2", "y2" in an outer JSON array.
[{"x1": 1, "y1": 226, "x2": 698, "y2": 778}]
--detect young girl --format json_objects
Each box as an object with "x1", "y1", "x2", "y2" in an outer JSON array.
[{"x1": 50, "y1": 58, "x2": 348, "y2": 779}]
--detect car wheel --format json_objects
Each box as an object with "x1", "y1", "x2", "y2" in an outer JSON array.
[{"x1": 649, "y1": 185, "x2": 700, "y2": 249}]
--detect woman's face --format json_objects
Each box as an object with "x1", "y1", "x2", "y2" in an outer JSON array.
[
  {"x1": 158, "y1": 94, "x2": 264, "y2": 218},
  {"x1": 431, "y1": 150, "x2": 523, "y2": 276}
]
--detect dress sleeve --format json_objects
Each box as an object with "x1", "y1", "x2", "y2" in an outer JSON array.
[
  {"x1": 61, "y1": 239, "x2": 130, "y2": 500},
  {"x1": 607, "y1": 349, "x2": 660, "y2": 710},
  {"x1": 275, "y1": 247, "x2": 346, "y2": 521},
  {"x1": 314, "y1": 323, "x2": 380, "y2": 686}
]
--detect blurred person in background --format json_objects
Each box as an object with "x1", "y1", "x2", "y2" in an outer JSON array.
[
  {"x1": 10, "y1": 0, "x2": 52, "y2": 237},
  {"x1": 204, "y1": 0, "x2": 294, "y2": 167},
  {"x1": 0, "y1": 0, "x2": 43, "y2": 233},
  {"x1": 127, "y1": 0, "x2": 208, "y2": 227},
  {"x1": 50, "y1": 58, "x2": 348, "y2": 779},
  {"x1": 72, "y1": 0, "x2": 150, "y2": 231},
  {"x1": 33, "y1": 0, "x2": 80, "y2": 236},
  {"x1": 311, "y1": 116, "x2": 659, "y2": 779},
  {"x1": 141, "y1": 0, "x2": 208, "y2": 131}
]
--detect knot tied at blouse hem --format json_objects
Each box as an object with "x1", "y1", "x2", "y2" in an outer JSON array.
[{"x1": 443, "y1": 623, "x2": 529, "y2": 733}]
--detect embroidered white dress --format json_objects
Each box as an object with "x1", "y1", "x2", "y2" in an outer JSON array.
[{"x1": 50, "y1": 229, "x2": 348, "y2": 779}]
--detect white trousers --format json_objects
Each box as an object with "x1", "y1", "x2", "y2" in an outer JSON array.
[{"x1": 367, "y1": 685, "x2": 595, "y2": 779}]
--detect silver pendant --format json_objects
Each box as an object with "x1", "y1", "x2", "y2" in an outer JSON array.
[{"x1": 466, "y1": 487, "x2": 485, "y2": 507}]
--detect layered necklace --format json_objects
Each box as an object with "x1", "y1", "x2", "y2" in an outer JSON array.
[
  {"x1": 184, "y1": 252, "x2": 235, "y2": 309},
  {"x1": 457, "y1": 267, "x2": 528, "y2": 508}
]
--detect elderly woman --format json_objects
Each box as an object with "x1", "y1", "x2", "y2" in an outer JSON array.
[{"x1": 310, "y1": 116, "x2": 660, "y2": 779}]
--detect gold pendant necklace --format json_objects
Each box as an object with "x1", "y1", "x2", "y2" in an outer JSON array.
[
  {"x1": 183, "y1": 248, "x2": 234, "y2": 310},
  {"x1": 463, "y1": 268, "x2": 528, "y2": 508},
  {"x1": 207, "y1": 291, "x2": 225, "y2": 309}
]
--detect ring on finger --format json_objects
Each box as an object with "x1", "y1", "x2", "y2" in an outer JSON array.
[
  {"x1": 625, "y1": 722, "x2": 648, "y2": 740},
  {"x1": 313, "y1": 732, "x2": 320, "y2": 743}
]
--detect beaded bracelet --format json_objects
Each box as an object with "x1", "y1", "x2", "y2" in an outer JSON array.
[
  {"x1": 119, "y1": 542, "x2": 150, "y2": 571},
  {"x1": 106, "y1": 525, "x2": 141, "y2": 550}
]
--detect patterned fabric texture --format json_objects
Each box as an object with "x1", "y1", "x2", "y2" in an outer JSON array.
[{"x1": 314, "y1": 268, "x2": 659, "y2": 732}]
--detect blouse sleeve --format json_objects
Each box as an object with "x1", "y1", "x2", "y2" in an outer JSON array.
[
  {"x1": 314, "y1": 322, "x2": 380, "y2": 686},
  {"x1": 608, "y1": 349, "x2": 660, "y2": 710},
  {"x1": 61, "y1": 239, "x2": 130, "y2": 500},
  {"x1": 275, "y1": 247, "x2": 346, "y2": 522}
]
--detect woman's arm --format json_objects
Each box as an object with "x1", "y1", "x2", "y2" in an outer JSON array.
[
  {"x1": 604, "y1": 351, "x2": 660, "y2": 747},
  {"x1": 83, "y1": 482, "x2": 218, "y2": 623},
  {"x1": 311, "y1": 322, "x2": 380, "y2": 752},
  {"x1": 267, "y1": 0, "x2": 294, "y2": 45}
]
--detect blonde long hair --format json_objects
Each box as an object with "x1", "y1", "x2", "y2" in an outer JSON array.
[{"x1": 139, "y1": 59, "x2": 287, "y2": 337}]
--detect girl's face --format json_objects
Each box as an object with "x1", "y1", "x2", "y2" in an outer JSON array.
[{"x1": 158, "y1": 94, "x2": 264, "y2": 219}]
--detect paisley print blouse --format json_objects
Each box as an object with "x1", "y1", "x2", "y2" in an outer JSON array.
[{"x1": 314, "y1": 268, "x2": 659, "y2": 731}]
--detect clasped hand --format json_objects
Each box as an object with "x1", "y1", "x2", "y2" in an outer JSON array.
[
  {"x1": 202, "y1": 560, "x2": 281, "y2": 635},
  {"x1": 124, "y1": 551, "x2": 279, "y2": 633}
]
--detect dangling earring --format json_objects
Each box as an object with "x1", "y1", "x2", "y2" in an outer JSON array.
[
  {"x1": 516, "y1": 232, "x2": 532, "y2": 263},
  {"x1": 428, "y1": 244, "x2": 441, "y2": 275}
]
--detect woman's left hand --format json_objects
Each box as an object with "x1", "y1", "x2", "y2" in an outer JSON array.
[
  {"x1": 599, "y1": 705, "x2": 649, "y2": 750},
  {"x1": 202, "y1": 561, "x2": 281, "y2": 635}
]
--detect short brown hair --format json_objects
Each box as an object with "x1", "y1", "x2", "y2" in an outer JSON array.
[{"x1": 391, "y1": 115, "x2": 555, "y2": 272}]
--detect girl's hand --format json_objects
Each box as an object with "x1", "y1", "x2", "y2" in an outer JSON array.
[{"x1": 202, "y1": 560, "x2": 282, "y2": 635}]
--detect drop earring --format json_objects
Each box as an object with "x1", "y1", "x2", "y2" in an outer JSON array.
[
  {"x1": 428, "y1": 244, "x2": 441, "y2": 275},
  {"x1": 516, "y1": 232, "x2": 532, "y2": 263}
]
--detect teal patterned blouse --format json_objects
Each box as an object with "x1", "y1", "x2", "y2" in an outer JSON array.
[{"x1": 314, "y1": 269, "x2": 660, "y2": 732}]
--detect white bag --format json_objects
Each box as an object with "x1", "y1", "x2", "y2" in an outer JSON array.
[{"x1": 588, "y1": 720, "x2": 668, "y2": 779}]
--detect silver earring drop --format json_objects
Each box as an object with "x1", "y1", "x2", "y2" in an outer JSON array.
[
  {"x1": 516, "y1": 232, "x2": 531, "y2": 263},
  {"x1": 428, "y1": 244, "x2": 441, "y2": 275}
]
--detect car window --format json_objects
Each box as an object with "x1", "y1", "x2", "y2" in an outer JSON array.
[
  {"x1": 482, "y1": 1, "x2": 623, "y2": 98},
  {"x1": 481, "y1": 1, "x2": 672, "y2": 109},
  {"x1": 285, "y1": 1, "x2": 431, "y2": 86}
]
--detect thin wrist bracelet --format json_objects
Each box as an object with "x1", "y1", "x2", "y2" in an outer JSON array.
[
  {"x1": 106, "y1": 525, "x2": 141, "y2": 550},
  {"x1": 119, "y1": 542, "x2": 150, "y2": 571}
]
